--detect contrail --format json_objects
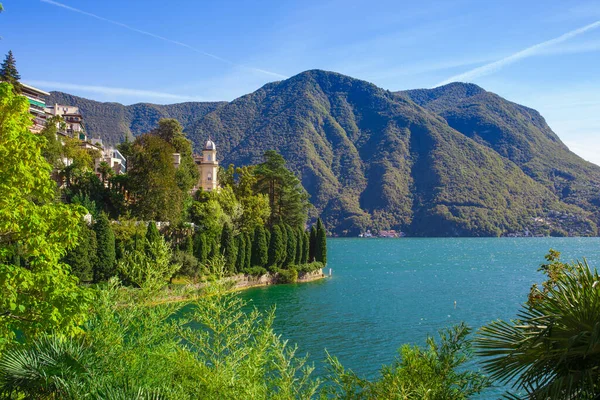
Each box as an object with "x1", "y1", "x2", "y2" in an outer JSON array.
[
  {"x1": 27, "y1": 80, "x2": 206, "y2": 102},
  {"x1": 39, "y1": 0, "x2": 288, "y2": 79},
  {"x1": 435, "y1": 19, "x2": 600, "y2": 87}
]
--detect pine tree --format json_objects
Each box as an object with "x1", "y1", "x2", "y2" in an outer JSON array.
[
  {"x1": 93, "y1": 213, "x2": 116, "y2": 282},
  {"x1": 285, "y1": 225, "x2": 296, "y2": 267},
  {"x1": 316, "y1": 218, "x2": 327, "y2": 265},
  {"x1": 301, "y1": 231, "x2": 309, "y2": 264},
  {"x1": 235, "y1": 234, "x2": 246, "y2": 273},
  {"x1": 268, "y1": 225, "x2": 285, "y2": 269},
  {"x1": 244, "y1": 233, "x2": 252, "y2": 270},
  {"x1": 0, "y1": 51, "x2": 21, "y2": 93},
  {"x1": 145, "y1": 221, "x2": 161, "y2": 259},
  {"x1": 309, "y1": 225, "x2": 317, "y2": 262},
  {"x1": 193, "y1": 232, "x2": 208, "y2": 265},
  {"x1": 220, "y1": 223, "x2": 236, "y2": 274},
  {"x1": 251, "y1": 226, "x2": 268, "y2": 267}
]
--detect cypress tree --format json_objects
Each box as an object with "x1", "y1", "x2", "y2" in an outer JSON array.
[
  {"x1": 295, "y1": 227, "x2": 303, "y2": 265},
  {"x1": 235, "y1": 234, "x2": 246, "y2": 273},
  {"x1": 146, "y1": 221, "x2": 160, "y2": 244},
  {"x1": 268, "y1": 225, "x2": 285, "y2": 269},
  {"x1": 244, "y1": 233, "x2": 252, "y2": 270},
  {"x1": 316, "y1": 218, "x2": 327, "y2": 264},
  {"x1": 301, "y1": 231, "x2": 309, "y2": 264},
  {"x1": 0, "y1": 51, "x2": 21, "y2": 93},
  {"x1": 309, "y1": 225, "x2": 317, "y2": 262},
  {"x1": 220, "y1": 223, "x2": 236, "y2": 274},
  {"x1": 193, "y1": 232, "x2": 208, "y2": 265},
  {"x1": 285, "y1": 225, "x2": 296, "y2": 267},
  {"x1": 181, "y1": 234, "x2": 193, "y2": 254},
  {"x1": 251, "y1": 226, "x2": 268, "y2": 267},
  {"x1": 64, "y1": 221, "x2": 96, "y2": 282},
  {"x1": 93, "y1": 213, "x2": 116, "y2": 282}
]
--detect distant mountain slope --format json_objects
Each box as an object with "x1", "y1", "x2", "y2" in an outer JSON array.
[
  {"x1": 46, "y1": 91, "x2": 225, "y2": 144},
  {"x1": 47, "y1": 71, "x2": 600, "y2": 236},
  {"x1": 400, "y1": 83, "x2": 600, "y2": 223}
]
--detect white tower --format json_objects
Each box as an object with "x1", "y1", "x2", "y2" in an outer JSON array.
[{"x1": 198, "y1": 140, "x2": 218, "y2": 191}]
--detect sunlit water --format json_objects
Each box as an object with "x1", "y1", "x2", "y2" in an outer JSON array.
[{"x1": 238, "y1": 237, "x2": 600, "y2": 397}]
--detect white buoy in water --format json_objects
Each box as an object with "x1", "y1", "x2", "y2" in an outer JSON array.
[{"x1": 329, "y1": 268, "x2": 332, "y2": 276}]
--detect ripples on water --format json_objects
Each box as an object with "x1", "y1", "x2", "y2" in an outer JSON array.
[{"x1": 238, "y1": 237, "x2": 600, "y2": 397}]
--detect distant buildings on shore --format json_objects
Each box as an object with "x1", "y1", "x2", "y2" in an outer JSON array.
[{"x1": 359, "y1": 229, "x2": 406, "y2": 238}]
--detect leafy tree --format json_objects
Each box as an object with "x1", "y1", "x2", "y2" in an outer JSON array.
[
  {"x1": 39, "y1": 116, "x2": 63, "y2": 167},
  {"x1": 316, "y1": 218, "x2": 327, "y2": 264},
  {"x1": 118, "y1": 235, "x2": 180, "y2": 289},
  {"x1": 324, "y1": 323, "x2": 489, "y2": 399},
  {"x1": 0, "y1": 82, "x2": 90, "y2": 350},
  {"x1": 251, "y1": 226, "x2": 268, "y2": 267},
  {"x1": 0, "y1": 51, "x2": 21, "y2": 93},
  {"x1": 193, "y1": 232, "x2": 208, "y2": 265},
  {"x1": 63, "y1": 220, "x2": 97, "y2": 283},
  {"x1": 220, "y1": 223, "x2": 236, "y2": 274},
  {"x1": 309, "y1": 225, "x2": 317, "y2": 262},
  {"x1": 190, "y1": 196, "x2": 228, "y2": 242},
  {"x1": 254, "y1": 150, "x2": 309, "y2": 227},
  {"x1": 93, "y1": 213, "x2": 116, "y2": 282},
  {"x1": 268, "y1": 225, "x2": 285, "y2": 269},
  {"x1": 477, "y1": 251, "x2": 600, "y2": 398},
  {"x1": 152, "y1": 118, "x2": 198, "y2": 193},
  {"x1": 128, "y1": 133, "x2": 183, "y2": 222}
]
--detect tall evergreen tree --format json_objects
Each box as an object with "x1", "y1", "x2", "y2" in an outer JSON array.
[
  {"x1": 251, "y1": 226, "x2": 268, "y2": 267},
  {"x1": 268, "y1": 225, "x2": 285, "y2": 269},
  {"x1": 181, "y1": 234, "x2": 193, "y2": 254},
  {"x1": 93, "y1": 213, "x2": 116, "y2": 282},
  {"x1": 295, "y1": 227, "x2": 303, "y2": 265},
  {"x1": 0, "y1": 51, "x2": 21, "y2": 93},
  {"x1": 235, "y1": 234, "x2": 246, "y2": 273},
  {"x1": 220, "y1": 223, "x2": 236, "y2": 274},
  {"x1": 285, "y1": 225, "x2": 296, "y2": 267},
  {"x1": 146, "y1": 221, "x2": 161, "y2": 245},
  {"x1": 309, "y1": 225, "x2": 317, "y2": 262},
  {"x1": 193, "y1": 232, "x2": 208, "y2": 265},
  {"x1": 316, "y1": 218, "x2": 327, "y2": 264},
  {"x1": 244, "y1": 233, "x2": 252, "y2": 270},
  {"x1": 301, "y1": 231, "x2": 309, "y2": 265},
  {"x1": 63, "y1": 220, "x2": 97, "y2": 283}
]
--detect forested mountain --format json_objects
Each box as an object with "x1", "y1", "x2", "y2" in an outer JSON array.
[
  {"x1": 47, "y1": 70, "x2": 600, "y2": 237},
  {"x1": 46, "y1": 91, "x2": 225, "y2": 144}
]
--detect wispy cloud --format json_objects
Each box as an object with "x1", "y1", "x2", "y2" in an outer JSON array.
[
  {"x1": 39, "y1": 0, "x2": 287, "y2": 80},
  {"x1": 26, "y1": 80, "x2": 204, "y2": 102},
  {"x1": 435, "y1": 19, "x2": 600, "y2": 87}
]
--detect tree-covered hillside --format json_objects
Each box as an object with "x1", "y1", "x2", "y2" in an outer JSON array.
[
  {"x1": 48, "y1": 70, "x2": 600, "y2": 237},
  {"x1": 46, "y1": 91, "x2": 225, "y2": 144}
]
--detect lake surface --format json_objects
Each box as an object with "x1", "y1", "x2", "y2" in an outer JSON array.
[{"x1": 239, "y1": 237, "x2": 600, "y2": 397}]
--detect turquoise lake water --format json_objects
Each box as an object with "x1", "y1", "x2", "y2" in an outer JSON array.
[{"x1": 239, "y1": 237, "x2": 600, "y2": 397}]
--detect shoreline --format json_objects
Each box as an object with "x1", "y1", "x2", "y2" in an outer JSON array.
[{"x1": 151, "y1": 269, "x2": 327, "y2": 305}]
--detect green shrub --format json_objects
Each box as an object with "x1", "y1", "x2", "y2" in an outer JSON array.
[
  {"x1": 297, "y1": 261, "x2": 324, "y2": 274},
  {"x1": 277, "y1": 267, "x2": 298, "y2": 284},
  {"x1": 242, "y1": 266, "x2": 268, "y2": 276}
]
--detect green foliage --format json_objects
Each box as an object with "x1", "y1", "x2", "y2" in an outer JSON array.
[
  {"x1": 296, "y1": 261, "x2": 324, "y2": 274},
  {"x1": 193, "y1": 232, "x2": 208, "y2": 265},
  {"x1": 268, "y1": 225, "x2": 285, "y2": 270},
  {"x1": 93, "y1": 213, "x2": 116, "y2": 283},
  {"x1": 0, "y1": 82, "x2": 90, "y2": 351},
  {"x1": 39, "y1": 116, "x2": 63, "y2": 167},
  {"x1": 284, "y1": 225, "x2": 297, "y2": 267},
  {"x1": 476, "y1": 252, "x2": 600, "y2": 398},
  {"x1": 295, "y1": 228, "x2": 303, "y2": 265},
  {"x1": 220, "y1": 223, "x2": 236, "y2": 274},
  {"x1": 172, "y1": 250, "x2": 199, "y2": 279},
  {"x1": 145, "y1": 221, "x2": 161, "y2": 246},
  {"x1": 235, "y1": 234, "x2": 246, "y2": 273},
  {"x1": 128, "y1": 133, "x2": 183, "y2": 222},
  {"x1": 324, "y1": 323, "x2": 490, "y2": 399},
  {"x1": 309, "y1": 226, "x2": 317, "y2": 262},
  {"x1": 0, "y1": 51, "x2": 21, "y2": 93},
  {"x1": 251, "y1": 226, "x2": 268, "y2": 268},
  {"x1": 315, "y1": 218, "x2": 327, "y2": 265},
  {"x1": 242, "y1": 265, "x2": 268, "y2": 276},
  {"x1": 244, "y1": 233, "x2": 252, "y2": 271},
  {"x1": 63, "y1": 220, "x2": 97, "y2": 283},
  {"x1": 301, "y1": 231, "x2": 309, "y2": 265},
  {"x1": 277, "y1": 267, "x2": 298, "y2": 284},
  {"x1": 118, "y1": 235, "x2": 180, "y2": 289}
]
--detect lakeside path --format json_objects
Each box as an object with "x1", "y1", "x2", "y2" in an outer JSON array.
[{"x1": 149, "y1": 269, "x2": 326, "y2": 305}]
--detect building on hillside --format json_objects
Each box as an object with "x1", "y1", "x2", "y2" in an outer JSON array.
[
  {"x1": 21, "y1": 83, "x2": 49, "y2": 133},
  {"x1": 45, "y1": 104, "x2": 86, "y2": 140},
  {"x1": 192, "y1": 140, "x2": 219, "y2": 192},
  {"x1": 91, "y1": 138, "x2": 126, "y2": 177}
]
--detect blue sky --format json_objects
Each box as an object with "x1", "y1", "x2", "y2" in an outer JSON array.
[{"x1": 1, "y1": 0, "x2": 599, "y2": 164}]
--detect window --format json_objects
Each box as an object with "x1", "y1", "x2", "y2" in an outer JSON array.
[
  {"x1": 207, "y1": 173, "x2": 212, "y2": 181},
  {"x1": 207, "y1": 154, "x2": 212, "y2": 161}
]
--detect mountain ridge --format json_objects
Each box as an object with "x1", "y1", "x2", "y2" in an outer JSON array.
[{"x1": 46, "y1": 70, "x2": 600, "y2": 236}]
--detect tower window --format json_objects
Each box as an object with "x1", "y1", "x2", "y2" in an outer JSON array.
[
  {"x1": 207, "y1": 172, "x2": 212, "y2": 181},
  {"x1": 207, "y1": 154, "x2": 212, "y2": 161}
]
